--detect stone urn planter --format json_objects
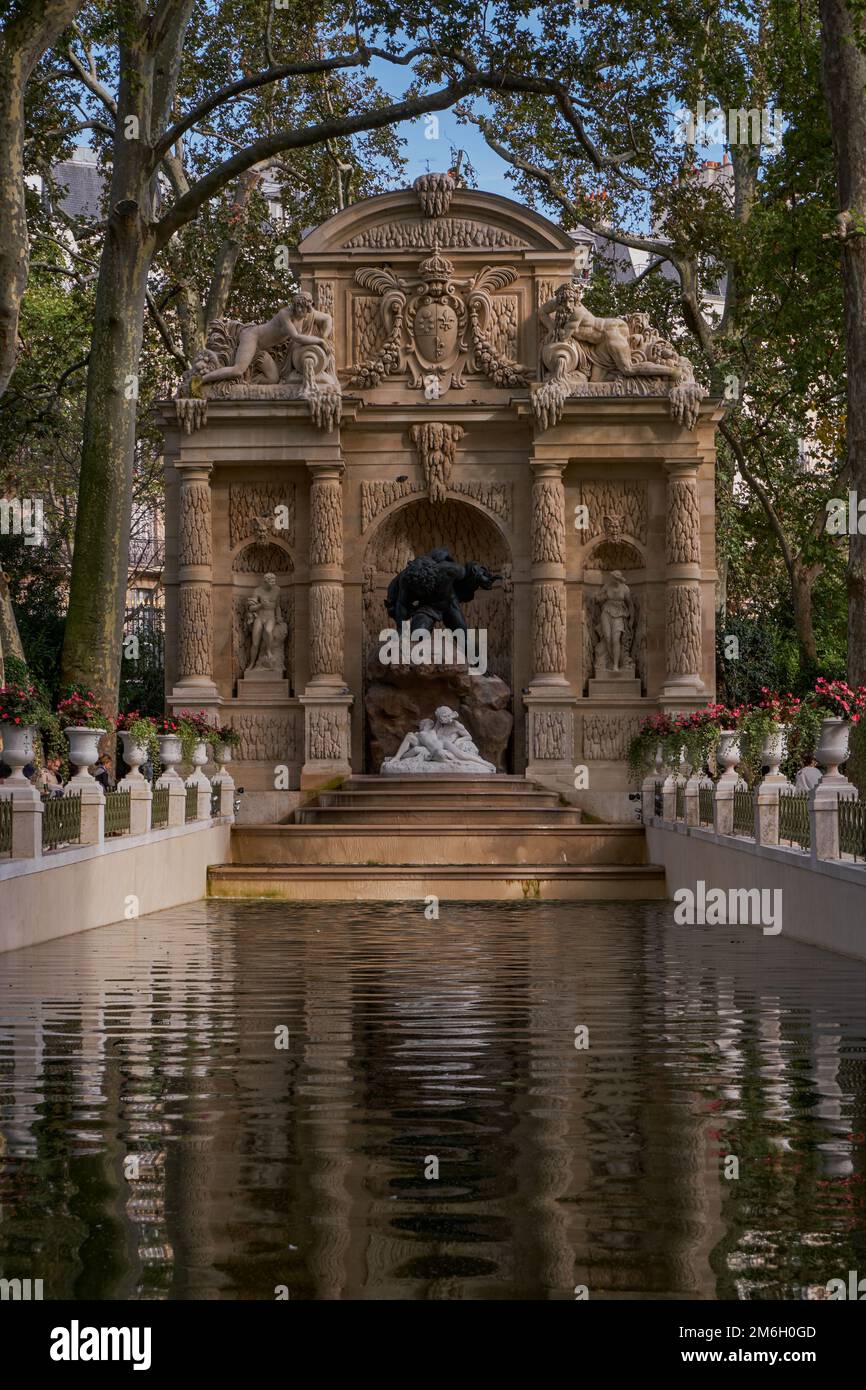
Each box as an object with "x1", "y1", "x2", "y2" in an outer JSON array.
[
  {"x1": 212, "y1": 741, "x2": 233, "y2": 783},
  {"x1": 760, "y1": 723, "x2": 787, "y2": 779},
  {"x1": 816, "y1": 717, "x2": 850, "y2": 777},
  {"x1": 0, "y1": 722, "x2": 37, "y2": 783},
  {"x1": 677, "y1": 746, "x2": 692, "y2": 780},
  {"x1": 653, "y1": 742, "x2": 665, "y2": 777},
  {"x1": 119, "y1": 731, "x2": 149, "y2": 782},
  {"x1": 65, "y1": 726, "x2": 106, "y2": 783},
  {"x1": 716, "y1": 729, "x2": 742, "y2": 778},
  {"x1": 157, "y1": 733, "x2": 183, "y2": 782},
  {"x1": 186, "y1": 739, "x2": 211, "y2": 787}
]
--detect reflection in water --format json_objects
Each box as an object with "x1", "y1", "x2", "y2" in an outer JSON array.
[{"x1": 1, "y1": 899, "x2": 866, "y2": 1300}]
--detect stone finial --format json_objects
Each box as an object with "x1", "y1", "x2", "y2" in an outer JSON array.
[{"x1": 413, "y1": 171, "x2": 455, "y2": 217}]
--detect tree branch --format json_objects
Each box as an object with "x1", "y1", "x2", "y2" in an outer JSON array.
[
  {"x1": 720, "y1": 418, "x2": 794, "y2": 572},
  {"x1": 152, "y1": 71, "x2": 485, "y2": 247},
  {"x1": 146, "y1": 290, "x2": 188, "y2": 369}
]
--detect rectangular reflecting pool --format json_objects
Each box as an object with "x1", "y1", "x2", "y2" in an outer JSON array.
[{"x1": 1, "y1": 899, "x2": 866, "y2": 1300}]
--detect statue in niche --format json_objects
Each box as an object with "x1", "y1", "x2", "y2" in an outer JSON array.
[
  {"x1": 385, "y1": 547, "x2": 501, "y2": 634},
  {"x1": 175, "y1": 291, "x2": 342, "y2": 432},
  {"x1": 534, "y1": 282, "x2": 706, "y2": 431},
  {"x1": 381, "y1": 706, "x2": 496, "y2": 776},
  {"x1": 587, "y1": 571, "x2": 637, "y2": 675},
  {"x1": 245, "y1": 573, "x2": 287, "y2": 676}
]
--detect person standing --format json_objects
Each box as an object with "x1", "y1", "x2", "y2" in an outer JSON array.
[{"x1": 794, "y1": 756, "x2": 822, "y2": 792}]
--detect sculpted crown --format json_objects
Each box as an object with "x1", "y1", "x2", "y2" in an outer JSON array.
[{"x1": 417, "y1": 246, "x2": 455, "y2": 285}]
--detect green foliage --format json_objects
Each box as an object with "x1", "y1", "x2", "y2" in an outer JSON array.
[
  {"x1": 119, "y1": 623, "x2": 165, "y2": 720},
  {"x1": 737, "y1": 707, "x2": 780, "y2": 786}
]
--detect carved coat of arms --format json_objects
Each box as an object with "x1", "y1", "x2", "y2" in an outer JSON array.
[{"x1": 351, "y1": 247, "x2": 528, "y2": 395}]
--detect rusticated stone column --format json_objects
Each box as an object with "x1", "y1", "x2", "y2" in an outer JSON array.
[
  {"x1": 524, "y1": 456, "x2": 574, "y2": 787},
  {"x1": 529, "y1": 459, "x2": 568, "y2": 688},
  {"x1": 662, "y1": 459, "x2": 705, "y2": 699},
  {"x1": 307, "y1": 461, "x2": 345, "y2": 687},
  {"x1": 303, "y1": 459, "x2": 351, "y2": 788},
  {"x1": 172, "y1": 461, "x2": 218, "y2": 702}
]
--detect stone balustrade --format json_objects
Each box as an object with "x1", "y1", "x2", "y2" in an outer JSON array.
[
  {"x1": 642, "y1": 767, "x2": 866, "y2": 868},
  {"x1": 0, "y1": 767, "x2": 235, "y2": 864}
]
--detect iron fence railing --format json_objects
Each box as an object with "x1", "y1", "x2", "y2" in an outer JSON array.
[
  {"x1": 0, "y1": 797, "x2": 12, "y2": 855},
  {"x1": 779, "y1": 791, "x2": 811, "y2": 851},
  {"x1": 653, "y1": 780, "x2": 663, "y2": 817},
  {"x1": 185, "y1": 785, "x2": 198, "y2": 822},
  {"x1": 733, "y1": 787, "x2": 755, "y2": 837},
  {"x1": 838, "y1": 795, "x2": 866, "y2": 861},
  {"x1": 210, "y1": 782, "x2": 221, "y2": 816},
  {"x1": 104, "y1": 789, "x2": 131, "y2": 837},
  {"x1": 42, "y1": 792, "x2": 81, "y2": 851},
  {"x1": 675, "y1": 783, "x2": 685, "y2": 819},
  {"x1": 699, "y1": 784, "x2": 714, "y2": 826},
  {"x1": 151, "y1": 785, "x2": 170, "y2": 828}
]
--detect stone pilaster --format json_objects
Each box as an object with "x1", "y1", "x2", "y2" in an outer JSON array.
[
  {"x1": 303, "y1": 459, "x2": 352, "y2": 787},
  {"x1": 172, "y1": 461, "x2": 218, "y2": 703},
  {"x1": 662, "y1": 459, "x2": 705, "y2": 699}
]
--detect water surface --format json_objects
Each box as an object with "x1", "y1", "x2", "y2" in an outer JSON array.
[{"x1": 1, "y1": 899, "x2": 865, "y2": 1300}]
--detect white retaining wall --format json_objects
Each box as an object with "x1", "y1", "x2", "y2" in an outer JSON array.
[
  {"x1": 0, "y1": 820, "x2": 232, "y2": 953},
  {"x1": 647, "y1": 819, "x2": 866, "y2": 959}
]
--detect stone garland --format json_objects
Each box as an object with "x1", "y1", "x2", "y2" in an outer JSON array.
[{"x1": 343, "y1": 218, "x2": 528, "y2": 251}]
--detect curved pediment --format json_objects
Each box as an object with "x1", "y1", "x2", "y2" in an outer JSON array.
[{"x1": 297, "y1": 180, "x2": 576, "y2": 257}]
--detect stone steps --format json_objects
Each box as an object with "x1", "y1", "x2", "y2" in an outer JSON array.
[
  {"x1": 294, "y1": 804, "x2": 582, "y2": 826},
  {"x1": 215, "y1": 773, "x2": 663, "y2": 902},
  {"x1": 230, "y1": 823, "x2": 648, "y2": 866},
  {"x1": 316, "y1": 789, "x2": 562, "y2": 809},
  {"x1": 343, "y1": 774, "x2": 533, "y2": 792},
  {"x1": 208, "y1": 862, "x2": 666, "y2": 902}
]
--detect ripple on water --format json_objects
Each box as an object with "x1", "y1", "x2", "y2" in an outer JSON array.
[{"x1": 1, "y1": 898, "x2": 866, "y2": 1300}]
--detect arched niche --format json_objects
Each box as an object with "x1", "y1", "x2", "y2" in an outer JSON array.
[
  {"x1": 362, "y1": 496, "x2": 512, "y2": 683},
  {"x1": 231, "y1": 541, "x2": 295, "y2": 692},
  {"x1": 583, "y1": 538, "x2": 645, "y2": 572}
]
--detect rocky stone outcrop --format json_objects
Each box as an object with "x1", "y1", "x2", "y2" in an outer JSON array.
[{"x1": 365, "y1": 659, "x2": 513, "y2": 772}]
